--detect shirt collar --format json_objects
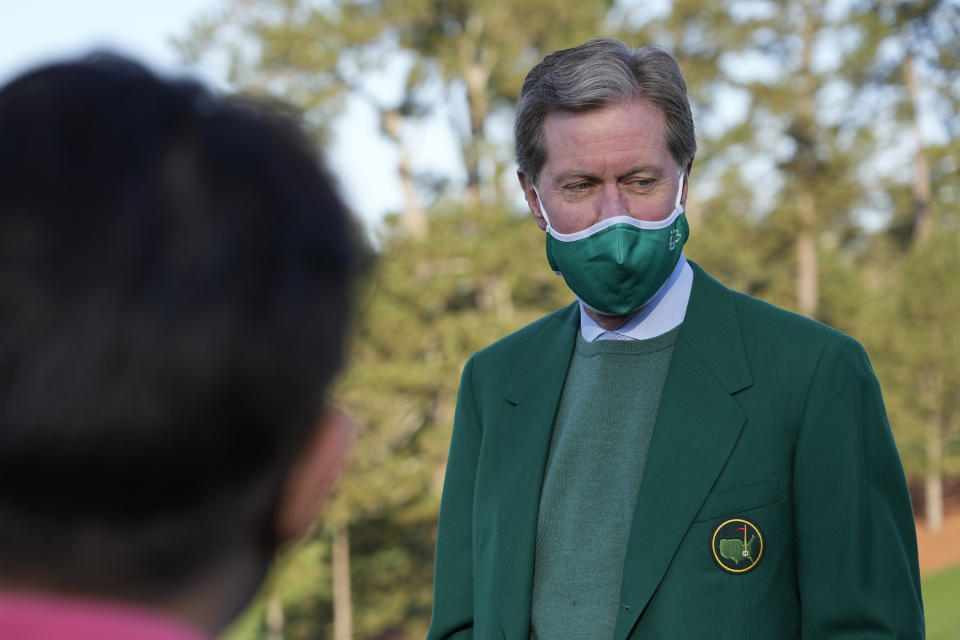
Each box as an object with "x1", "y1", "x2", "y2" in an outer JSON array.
[{"x1": 579, "y1": 254, "x2": 693, "y2": 342}]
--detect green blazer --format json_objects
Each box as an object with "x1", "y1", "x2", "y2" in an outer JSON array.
[{"x1": 427, "y1": 263, "x2": 924, "y2": 639}]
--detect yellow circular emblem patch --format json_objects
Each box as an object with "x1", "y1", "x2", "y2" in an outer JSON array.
[{"x1": 710, "y1": 518, "x2": 763, "y2": 574}]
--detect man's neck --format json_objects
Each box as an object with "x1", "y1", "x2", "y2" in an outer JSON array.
[{"x1": 583, "y1": 307, "x2": 638, "y2": 331}]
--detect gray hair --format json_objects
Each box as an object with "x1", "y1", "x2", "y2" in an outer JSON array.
[{"x1": 515, "y1": 38, "x2": 696, "y2": 184}]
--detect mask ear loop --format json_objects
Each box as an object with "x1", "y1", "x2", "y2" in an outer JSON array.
[
  {"x1": 532, "y1": 186, "x2": 554, "y2": 230},
  {"x1": 675, "y1": 170, "x2": 686, "y2": 213}
]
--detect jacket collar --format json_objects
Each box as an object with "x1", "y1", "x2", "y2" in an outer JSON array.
[
  {"x1": 675, "y1": 262, "x2": 752, "y2": 394},
  {"x1": 502, "y1": 301, "x2": 579, "y2": 406}
]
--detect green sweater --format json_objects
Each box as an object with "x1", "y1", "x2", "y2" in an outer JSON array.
[{"x1": 530, "y1": 327, "x2": 679, "y2": 640}]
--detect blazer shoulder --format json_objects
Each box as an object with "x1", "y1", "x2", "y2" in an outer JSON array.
[
  {"x1": 723, "y1": 279, "x2": 870, "y2": 369},
  {"x1": 689, "y1": 263, "x2": 867, "y2": 372},
  {"x1": 469, "y1": 302, "x2": 578, "y2": 376},
  {"x1": 731, "y1": 288, "x2": 845, "y2": 344}
]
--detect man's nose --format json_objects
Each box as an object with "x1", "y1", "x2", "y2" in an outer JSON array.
[{"x1": 595, "y1": 184, "x2": 629, "y2": 220}]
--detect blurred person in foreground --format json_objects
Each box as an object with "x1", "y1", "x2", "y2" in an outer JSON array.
[
  {"x1": 0, "y1": 54, "x2": 361, "y2": 639},
  {"x1": 428, "y1": 38, "x2": 923, "y2": 639}
]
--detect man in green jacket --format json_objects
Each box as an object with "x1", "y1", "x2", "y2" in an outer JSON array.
[{"x1": 428, "y1": 38, "x2": 924, "y2": 639}]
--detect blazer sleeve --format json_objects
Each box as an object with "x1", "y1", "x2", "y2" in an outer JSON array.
[
  {"x1": 792, "y1": 334, "x2": 924, "y2": 639},
  {"x1": 427, "y1": 355, "x2": 481, "y2": 640}
]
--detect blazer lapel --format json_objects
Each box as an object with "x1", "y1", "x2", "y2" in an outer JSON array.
[
  {"x1": 615, "y1": 263, "x2": 754, "y2": 640},
  {"x1": 497, "y1": 302, "x2": 579, "y2": 639}
]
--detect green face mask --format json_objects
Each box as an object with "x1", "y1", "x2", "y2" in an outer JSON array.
[{"x1": 536, "y1": 174, "x2": 689, "y2": 316}]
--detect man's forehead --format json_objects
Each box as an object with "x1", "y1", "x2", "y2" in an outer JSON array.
[{"x1": 539, "y1": 99, "x2": 672, "y2": 175}]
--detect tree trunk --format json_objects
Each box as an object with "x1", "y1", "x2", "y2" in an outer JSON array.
[
  {"x1": 458, "y1": 14, "x2": 494, "y2": 206},
  {"x1": 904, "y1": 51, "x2": 931, "y2": 243},
  {"x1": 918, "y1": 363, "x2": 945, "y2": 532},
  {"x1": 380, "y1": 109, "x2": 426, "y2": 239},
  {"x1": 266, "y1": 594, "x2": 284, "y2": 640},
  {"x1": 795, "y1": 2, "x2": 819, "y2": 318},
  {"x1": 332, "y1": 523, "x2": 353, "y2": 640},
  {"x1": 796, "y1": 192, "x2": 818, "y2": 318},
  {"x1": 925, "y1": 419, "x2": 944, "y2": 533},
  {"x1": 906, "y1": 49, "x2": 941, "y2": 532},
  {"x1": 398, "y1": 144, "x2": 426, "y2": 239}
]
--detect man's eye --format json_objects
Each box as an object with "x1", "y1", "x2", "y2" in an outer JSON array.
[
  {"x1": 565, "y1": 182, "x2": 593, "y2": 191},
  {"x1": 626, "y1": 178, "x2": 655, "y2": 189}
]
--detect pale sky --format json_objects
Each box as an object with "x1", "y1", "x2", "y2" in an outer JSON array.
[
  {"x1": 0, "y1": 0, "x2": 223, "y2": 86},
  {"x1": 0, "y1": 0, "x2": 458, "y2": 227}
]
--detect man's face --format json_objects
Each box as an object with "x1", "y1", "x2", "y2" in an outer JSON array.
[{"x1": 519, "y1": 99, "x2": 687, "y2": 235}]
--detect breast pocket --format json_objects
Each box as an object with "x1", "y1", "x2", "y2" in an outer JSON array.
[
  {"x1": 643, "y1": 478, "x2": 789, "y2": 640},
  {"x1": 693, "y1": 477, "x2": 781, "y2": 523}
]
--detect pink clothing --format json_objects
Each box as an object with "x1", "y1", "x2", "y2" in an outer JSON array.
[{"x1": 0, "y1": 591, "x2": 210, "y2": 640}]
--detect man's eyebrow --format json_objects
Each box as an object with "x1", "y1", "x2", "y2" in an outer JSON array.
[
  {"x1": 618, "y1": 166, "x2": 665, "y2": 179},
  {"x1": 554, "y1": 171, "x2": 599, "y2": 184}
]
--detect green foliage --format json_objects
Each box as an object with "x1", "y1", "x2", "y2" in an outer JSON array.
[
  {"x1": 854, "y1": 143, "x2": 960, "y2": 478},
  {"x1": 335, "y1": 205, "x2": 570, "y2": 636},
  {"x1": 334, "y1": 204, "x2": 570, "y2": 518}
]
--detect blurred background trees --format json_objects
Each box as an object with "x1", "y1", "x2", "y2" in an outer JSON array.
[{"x1": 177, "y1": 0, "x2": 960, "y2": 637}]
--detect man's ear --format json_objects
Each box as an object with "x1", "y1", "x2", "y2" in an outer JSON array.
[
  {"x1": 273, "y1": 408, "x2": 353, "y2": 543},
  {"x1": 517, "y1": 170, "x2": 547, "y2": 231}
]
